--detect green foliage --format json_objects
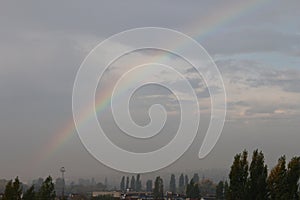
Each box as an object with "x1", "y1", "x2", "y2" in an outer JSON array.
[
  {"x1": 37, "y1": 176, "x2": 56, "y2": 200},
  {"x1": 186, "y1": 179, "x2": 200, "y2": 199},
  {"x1": 120, "y1": 176, "x2": 125, "y2": 191},
  {"x1": 178, "y1": 173, "x2": 185, "y2": 194},
  {"x1": 216, "y1": 181, "x2": 224, "y2": 200},
  {"x1": 248, "y1": 150, "x2": 268, "y2": 200},
  {"x1": 23, "y1": 185, "x2": 36, "y2": 200},
  {"x1": 3, "y1": 177, "x2": 22, "y2": 200},
  {"x1": 184, "y1": 175, "x2": 189, "y2": 187},
  {"x1": 267, "y1": 156, "x2": 287, "y2": 200},
  {"x1": 224, "y1": 181, "x2": 229, "y2": 199},
  {"x1": 130, "y1": 176, "x2": 135, "y2": 190},
  {"x1": 268, "y1": 156, "x2": 300, "y2": 200},
  {"x1": 3, "y1": 180, "x2": 14, "y2": 200},
  {"x1": 126, "y1": 176, "x2": 129, "y2": 190},
  {"x1": 169, "y1": 174, "x2": 176, "y2": 193},
  {"x1": 136, "y1": 174, "x2": 142, "y2": 192},
  {"x1": 226, "y1": 150, "x2": 300, "y2": 200},
  {"x1": 153, "y1": 176, "x2": 164, "y2": 200},
  {"x1": 192, "y1": 173, "x2": 199, "y2": 183},
  {"x1": 286, "y1": 156, "x2": 300, "y2": 199},
  {"x1": 228, "y1": 150, "x2": 249, "y2": 200}
]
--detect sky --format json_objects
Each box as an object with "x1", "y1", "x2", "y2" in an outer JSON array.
[{"x1": 0, "y1": 0, "x2": 300, "y2": 183}]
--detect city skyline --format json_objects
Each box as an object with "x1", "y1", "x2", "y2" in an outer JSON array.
[{"x1": 0, "y1": 0, "x2": 299, "y2": 181}]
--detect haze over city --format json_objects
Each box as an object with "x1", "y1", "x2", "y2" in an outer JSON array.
[{"x1": 0, "y1": 0, "x2": 299, "y2": 186}]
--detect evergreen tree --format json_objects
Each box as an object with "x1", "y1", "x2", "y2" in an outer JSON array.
[
  {"x1": 3, "y1": 180, "x2": 14, "y2": 200},
  {"x1": 178, "y1": 173, "x2": 184, "y2": 194},
  {"x1": 216, "y1": 181, "x2": 224, "y2": 200},
  {"x1": 136, "y1": 174, "x2": 142, "y2": 192},
  {"x1": 186, "y1": 179, "x2": 199, "y2": 199},
  {"x1": 267, "y1": 156, "x2": 287, "y2": 200},
  {"x1": 3, "y1": 177, "x2": 22, "y2": 200},
  {"x1": 146, "y1": 180, "x2": 153, "y2": 192},
  {"x1": 224, "y1": 181, "x2": 229, "y2": 199},
  {"x1": 192, "y1": 173, "x2": 199, "y2": 183},
  {"x1": 169, "y1": 174, "x2": 176, "y2": 193},
  {"x1": 248, "y1": 150, "x2": 268, "y2": 200},
  {"x1": 192, "y1": 183, "x2": 200, "y2": 199},
  {"x1": 186, "y1": 179, "x2": 193, "y2": 198},
  {"x1": 184, "y1": 175, "x2": 189, "y2": 187},
  {"x1": 285, "y1": 156, "x2": 300, "y2": 199},
  {"x1": 228, "y1": 150, "x2": 249, "y2": 200},
  {"x1": 153, "y1": 176, "x2": 164, "y2": 200},
  {"x1": 37, "y1": 176, "x2": 56, "y2": 200},
  {"x1": 126, "y1": 176, "x2": 129, "y2": 190},
  {"x1": 23, "y1": 185, "x2": 36, "y2": 200},
  {"x1": 130, "y1": 176, "x2": 136, "y2": 191},
  {"x1": 120, "y1": 176, "x2": 125, "y2": 191}
]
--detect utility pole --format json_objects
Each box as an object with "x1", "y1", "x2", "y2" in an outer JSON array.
[{"x1": 60, "y1": 167, "x2": 66, "y2": 199}]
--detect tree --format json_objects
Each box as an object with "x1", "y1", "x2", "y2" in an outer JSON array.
[
  {"x1": 3, "y1": 177, "x2": 22, "y2": 200},
  {"x1": 216, "y1": 181, "x2": 224, "y2": 200},
  {"x1": 3, "y1": 180, "x2": 14, "y2": 200},
  {"x1": 130, "y1": 176, "x2": 136, "y2": 191},
  {"x1": 169, "y1": 174, "x2": 176, "y2": 193},
  {"x1": 248, "y1": 150, "x2": 268, "y2": 200},
  {"x1": 285, "y1": 157, "x2": 300, "y2": 199},
  {"x1": 199, "y1": 178, "x2": 215, "y2": 197},
  {"x1": 136, "y1": 174, "x2": 142, "y2": 192},
  {"x1": 192, "y1": 183, "x2": 200, "y2": 199},
  {"x1": 146, "y1": 180, "x2": 153, "y2": 192},
  {"x1": 192, "y1": 173, "x2": 199, "y2": 183},
  {"x1": 120, "y1": 176, "x2": 125, "y2": 191},
  {"x1": 126, "y1": 176, "x2": 129, "y2": 190},
  {"x1": 186, "y1": 179, "x2": 199, "y2": 199},
  {"x1": 178, "y1": 173, "x2": 185, "y2": 194},
  {"x1": 267, "y1": 156, "x2": 287, "y2": 200},
  {"x1": 37, "y1": 176, "x2": 56, "y2": 200},
  {"x1": 228, "y1": 150, "x2": 249, "y2": 200},
  {"x1": 186, "y1": 179, "x2": 193, "y2": 198},
  {"x1": 224, "y1": 181, "x2": 229, "y2": 200},
  {"x1": 153, "y1": 176, "x2": 164, "y2": 200},
  {"x1": 184, "y1": 175, "x2": 189, "y2": 187},
  {"x1": 23, "y1": 185, "x2": 36, "y2": 200}
]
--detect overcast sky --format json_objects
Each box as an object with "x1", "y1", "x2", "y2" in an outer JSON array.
[{"x1": 0, "y1": 0, "x2": 300, "y2": 183}]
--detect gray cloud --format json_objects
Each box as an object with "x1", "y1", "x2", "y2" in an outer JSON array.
[
  {"x1": 203, "y1": 28, "x2": 300, "y2": 56},
  {"x1": 0, "y1": 0, "x2": 299, "y2": 181}
]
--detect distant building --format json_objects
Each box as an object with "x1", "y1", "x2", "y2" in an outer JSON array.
[
  {"x1": 122, "y1": 191, "x2": 155, "y2": 200},
  {"x1": 92, "y1": 191, "x2": 122, "y2": 199}
]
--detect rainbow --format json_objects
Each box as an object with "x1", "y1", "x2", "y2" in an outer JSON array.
[{"x1": 35, "y1": 0, "x2": 271, "y2": 164}]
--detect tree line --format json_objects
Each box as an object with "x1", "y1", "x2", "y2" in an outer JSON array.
[
  {"x1": 216, "y1": 149, "x2": 300, "y2": 200},
  {"x1": 2, "y1": 176, "x2": 56, "y2": 200},
  {"x1": 119, "y1": 173, "x2": 215, "y2": 199}
]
